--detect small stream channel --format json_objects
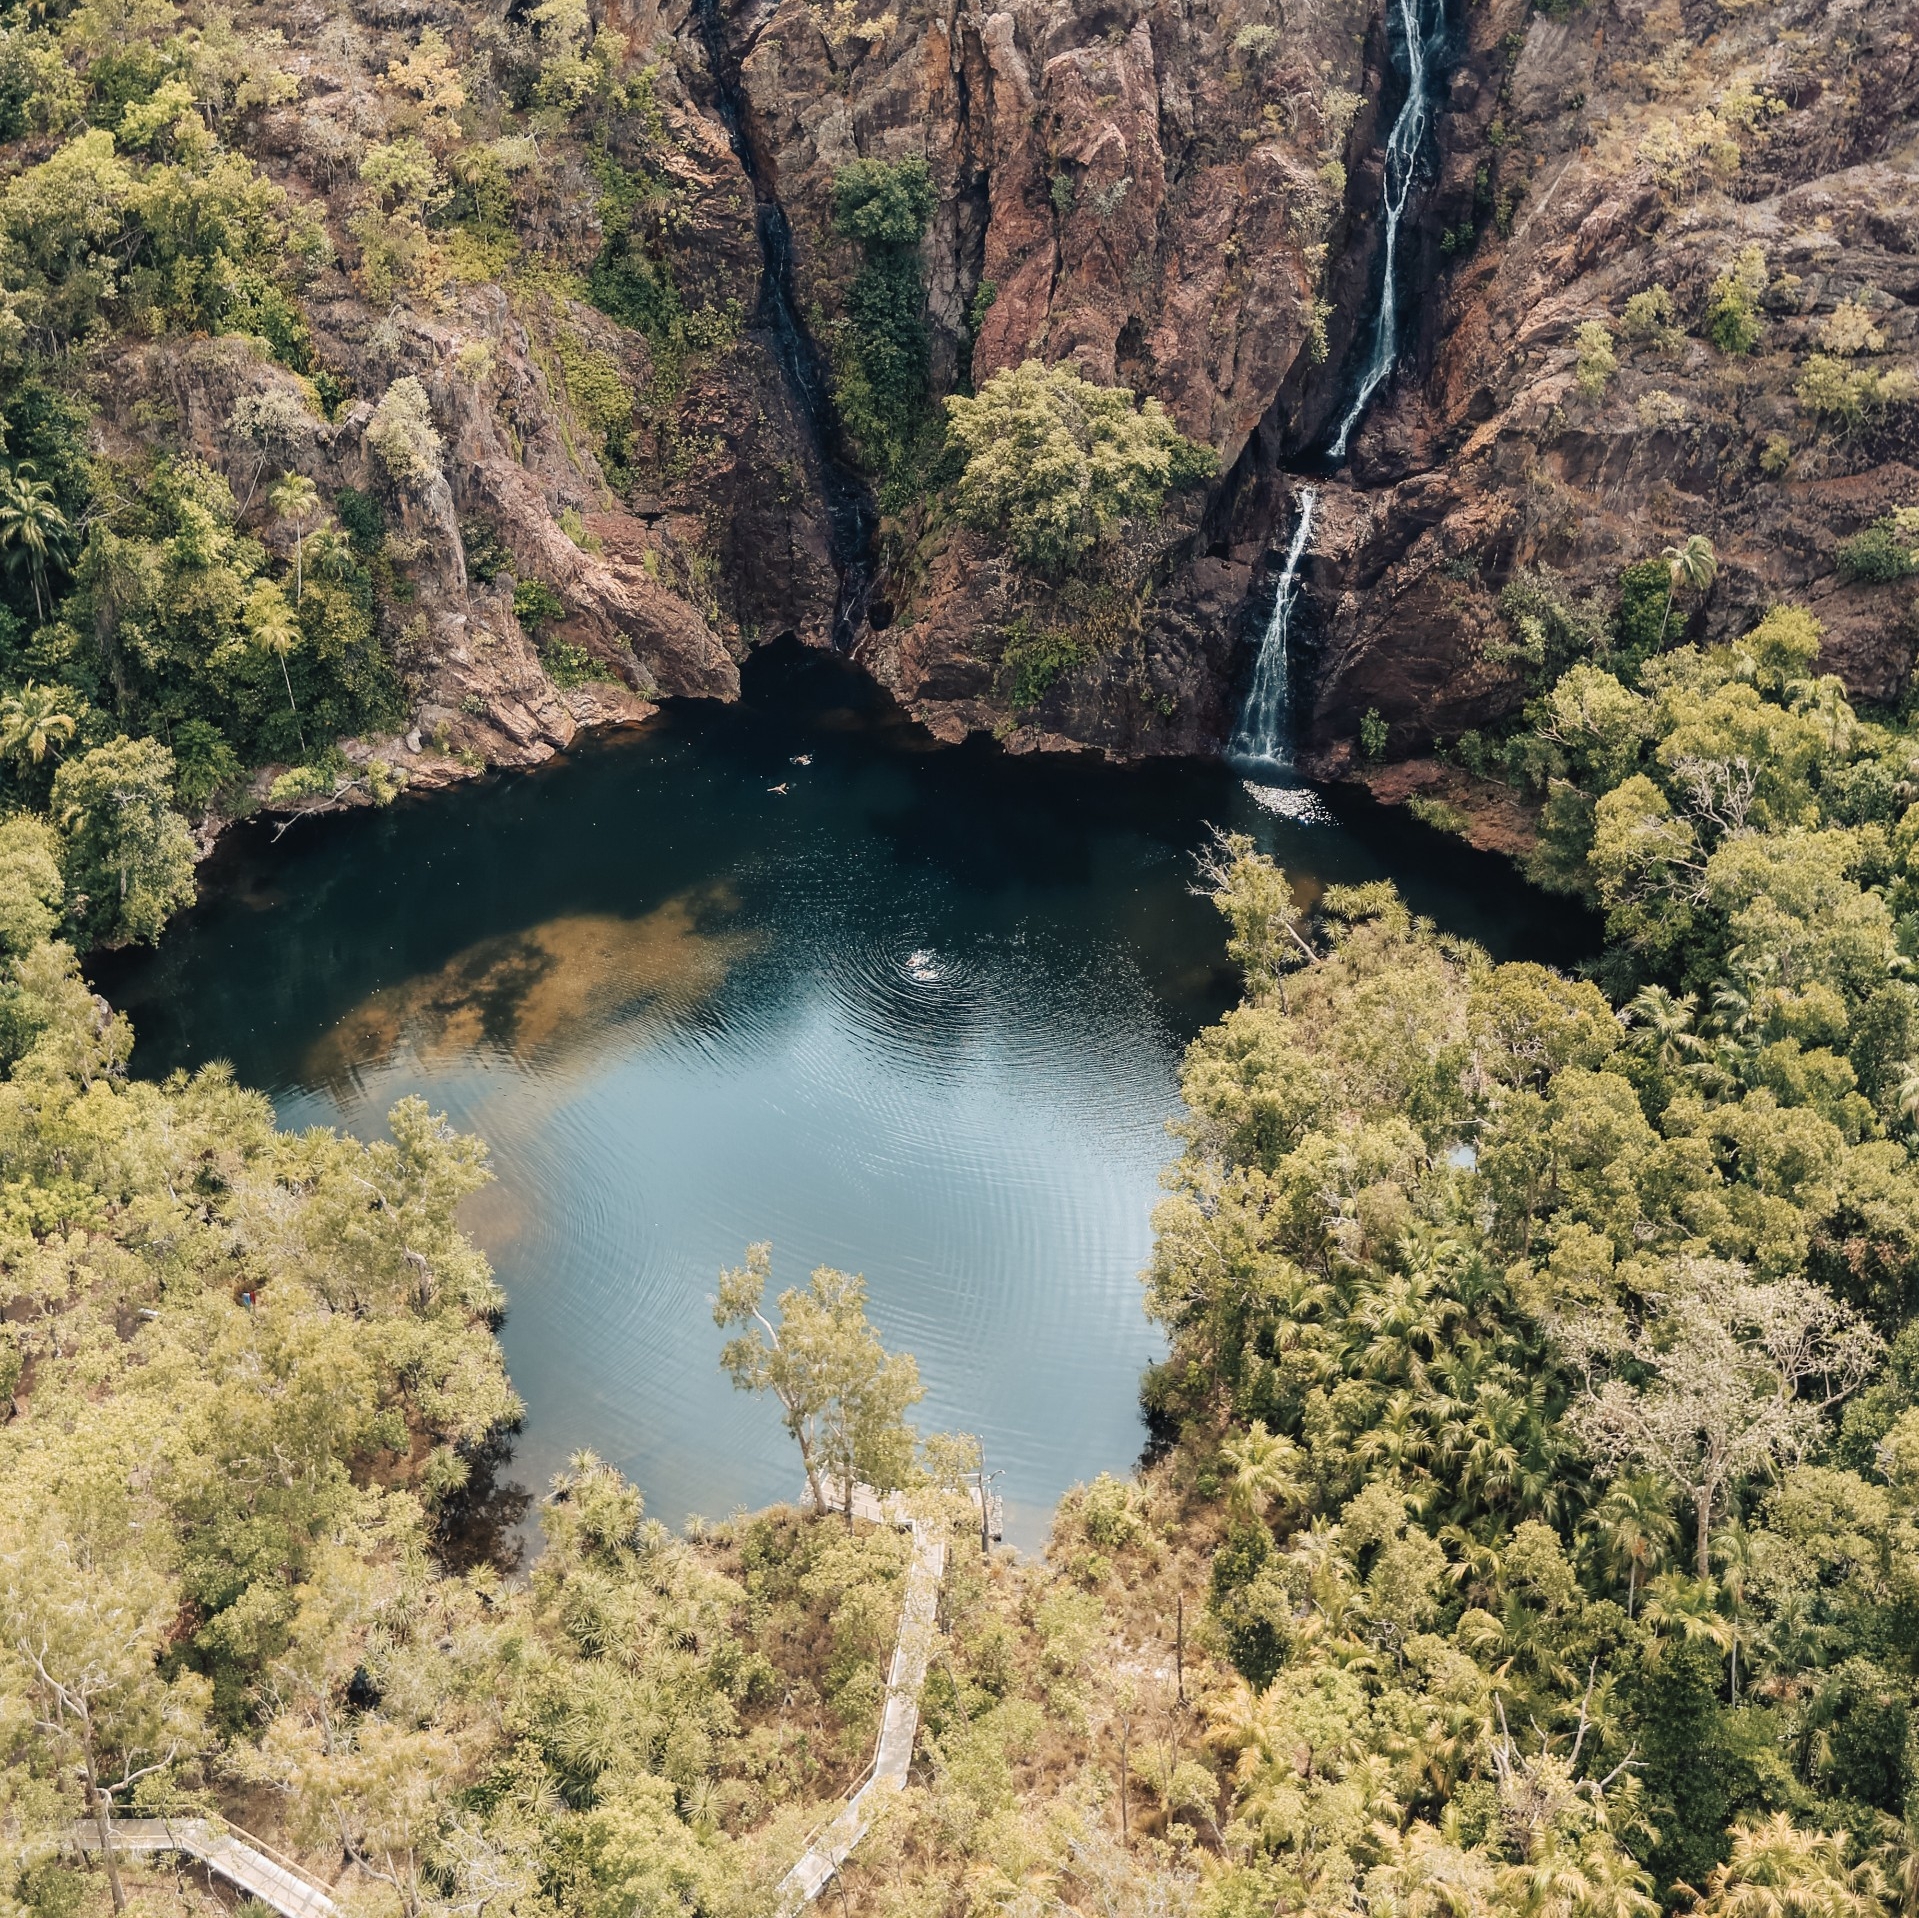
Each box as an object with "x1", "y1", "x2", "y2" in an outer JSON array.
[
  {"x1": 100, "y1": 645, "x2": 1589, "y2": 1548},
  {"x1": 692, "y1": 0, "x2": 877, "y2": 646}
]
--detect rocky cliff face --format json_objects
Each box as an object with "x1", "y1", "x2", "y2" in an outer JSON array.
[
  {"x1": 1286, "y1": 0, "x2": 1919, "y2": 773},
  {"x1": 699, "y1": 0, "x2": 1382, "y2": 753},
  {"x1": 699, "y1": 0, "x2": 1919, "y2": 763},
  {"x1": 101, "y1": 0, "x2": 1919, "y2": 782}
]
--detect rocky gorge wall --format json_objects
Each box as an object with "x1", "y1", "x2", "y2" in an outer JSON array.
[
  {"x1": 675, "y1": 0, "x2": 1919, "y2": 767},
  {"x1": 64, "y1": 0, "x2": 1919, "y2": 789}
]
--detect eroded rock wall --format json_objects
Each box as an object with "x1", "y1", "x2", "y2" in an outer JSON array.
[
  {"x1": 1289, "y1": 0, "x2": 1919, "y2": 770},
  {"x1": 102, "y1": 0, "x2": 1919, "y2": 781},
  {"x1": 691, "y1": 0, "x2": 1919, "y2": 763}
]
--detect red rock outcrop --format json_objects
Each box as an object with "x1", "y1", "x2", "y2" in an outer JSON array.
[{"x1": 88, "y1": 0, "x2": 1919, "y2": 781}]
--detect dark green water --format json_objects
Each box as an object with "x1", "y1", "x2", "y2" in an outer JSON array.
[{"x1": 100, "y1": 644, "x2": 1587, "y2": 1546}]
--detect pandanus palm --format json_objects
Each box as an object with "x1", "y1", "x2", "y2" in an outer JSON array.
[
  {"x1": 1895, "y1": 1059, "x2": 1919, "y2": 1127},
  {"x1": 1583, "y1": 1472, "x2": 1679, "y2": 1616},
  {"x1": 1218, "y1": 1418, "x2": 1304, "y2": 1519},
  {"x1": 1659, "y1": 532, "x2": 1718, "y2": 643},
  {"x1": 1640, "y1": 1569, "x2": 1735, "y2": 1651},
  {"x1": 1713, "y1": 1521, "x2": 1759, "y2": 1703},
  {"x1": 0, "y1": 462, "x2": 70, "y2": 623},
  {"x1": 1696, "y1": 1813, "x2": 1887, "y2": 1918},
  {"x1": 1624, "y1": 984, "x2": 1707, "y2": 1071},
  {"x1": 1877, "y1": 1802, "x2": 1919, "y2": 1918}
]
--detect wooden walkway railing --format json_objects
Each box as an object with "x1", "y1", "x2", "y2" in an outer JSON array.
[
  {"x1": 76, "y1": 1480, "x2": 980, "y2": 1918},
  {"x1": 73, "y1": 1817, "x2": 337, "y2": 1918},
  {"x1": 777, "y1": 1483, "x2": 954, "y2": 1914}
]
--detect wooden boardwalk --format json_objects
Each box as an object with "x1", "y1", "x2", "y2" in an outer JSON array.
[
  {"x1": 76, "y1": 1480, "x2": 985, "y2": 1918},
  {"x1": 73, "y1": 1818, "x2": 336, "y2": 1918},
  {"x1": 776, "y1": 1483, "x2": 965, "y2": 1913}
]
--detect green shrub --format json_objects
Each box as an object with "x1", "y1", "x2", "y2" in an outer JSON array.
[
  {"x1": 335, "y1": 487, "x2": 385, "y2": 557},
  {"x1": 1704, "y1": 245, "x2": 1766, "y2": 355},
  {"x1": 1407, "y1": 794, "x2": 1470, "y2": 834},
  {"x1": 587, "y1": 243, "x2": 682, "y2": 338},
  {"x1": 996, "y1": 616, "x2": 1089, "y2": 710},
  {"x1": 944, "y1": 361, "x2": 1215, "y2": 573},
  {"x1": 1359, "y1": 708, "x2": 1388, "y2": 760},
  {"x1": 513, "y1": 577, "x2": 567, "y2": 633},
  {"x1": 582, "y1": 152, "x2": 684, "y2": 339},
  {"x1": 553, "y1": 331, "x2": 635, "y2": 472},
  {"x1": 1836, "y1": 514, "x2": 1919, "y2": 585},
  {"x1": 312, "y1": 369, "x2": 349, "y2": 420},
  {"x1": 1491, "y1": 567, "x2": 1609, "y2": 686},
  {"x1": 460, "y1": 519, "x2": 513, "y2": 582},
  {"x1": 52, "y1": 734, "x2": 196, "y2": 947},
  {"x1": 19, "y1": 1863, "x2": 87, "y2": 1918},
  {"x1": 1798, "y1": 355, "x2": 1919, "y2": 432},
  {"x1": 831, "y1": 156, "x2": 936, "y2": 246},
  {"x1": 1614, "y1": 558, "x2": 1672, "y2": 673},
  {"x1": 1451, "y1": 729, "x2": 1495, "y2": 778},
  {"x1": 829, "y1": 157, "x2": 936, "y2": 496},
  {"x1": 1573, "y1": 319, "x2": 1617, "y2": 397},
  {"x1": 542, "y1": 637, "x2": 601, "y2": 688},
  {"x1": 170, "y1": 718, "x2": 243, "y2": 814},
  {"x1": 222, "y1": 268, "x2": 313, "y2": 371},
  {"x1": 1620, "y1": 284, "x2": 1678, "y2": 345}
]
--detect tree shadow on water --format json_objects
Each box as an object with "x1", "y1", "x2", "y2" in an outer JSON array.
[{"x1": 436, "y1": 1427, "x2": 534, "y2": 1576}]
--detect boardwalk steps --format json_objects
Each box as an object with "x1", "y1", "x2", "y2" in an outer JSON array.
[{"x1": 73, "y1": 1817, "x2": 337, "y2": 1918}]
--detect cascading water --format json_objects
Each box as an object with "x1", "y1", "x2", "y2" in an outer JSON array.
[
  {"x1": 1327, "y1": 0, "x2": 1441, "y2": 460},
  {"x1": 1227, "y1": 0, "x2": 1444, "y2": 772},
  {"x1": 692, "y1": 0, "x2": 876, "y2": 647},
  {"x1": 1228, "y1": 487, "x2": 1319, "y2": 771}
]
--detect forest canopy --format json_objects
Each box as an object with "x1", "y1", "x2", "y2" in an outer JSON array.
[{"x1": 4, "y1": 534, "x2": 1919, "y2": 1918}]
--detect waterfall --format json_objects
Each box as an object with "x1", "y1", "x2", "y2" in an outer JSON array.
[
  {"x1": 1229, "y1": 487, "x2": 1319, "y2": 771},
  {"x1": 1327, "y1": 0, "x2": 1440, "y2": 460}
]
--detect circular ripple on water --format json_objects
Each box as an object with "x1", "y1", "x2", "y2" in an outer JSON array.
[{"x1": 818, "y1": 936, "x2": 996, "y2": 1078}]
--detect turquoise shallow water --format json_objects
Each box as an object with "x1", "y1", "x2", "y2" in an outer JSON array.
[{"x1": 100, "y1": 644, "x2": 1587, "y2": 1548}]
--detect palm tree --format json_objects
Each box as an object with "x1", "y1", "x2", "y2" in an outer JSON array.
[
  {"x1": 1575, "y1": 1834, "x2": 1660, "y2": 1918},
  {"x1": 1218, "y1": 1419, "x2": 1304, "y2": 1520},
  {"x1": 1694, "y1": 1813, "x2": 1887, "y2": 1918},
  {"x1": 1640, "y1": 1570, "x2": 1734, "y2": 1652},
  {"x1": 1497, "y1": 1827, "x2": 1599, "y2": 1918},
  {"x1": 1794, "y1": 675, "x2": 1858, "y2": 756},
  {"x1": 1351, "y1": 1239, "x2": 1467, "y2": 1384},
  {"x1": 244, "y1": 581, "x2": 305, "y2": 752},
  {"x1": 1583, "y1": 1474, "x2": 1679, "y2": 1617},
  {"x1": 1658, "y1": 532, "x2": 1718, "y2": 643},
  {"x1": 1713, "y1": 1521, "x2": 1760, "y2": 1704},
  {"x1": 1875, "y1": 1802, "x2": 1919, "y2": 1918},
  {"x1": 1623, "y1": 985, "x2": 1706, "y2": 1071},
  {"x1": 1706, "y1": 946, "x2": 1779, "y2": 1086},
  {"x1": 268, "y1": 473, "x2": 324, "y2": 603},
  {"x1": 0, "y1": 681, "x2": 77, "y2": 767},
  {"x1": 1897, "y1": 1060, "x2": 1919, "y2": 1129},
  {"x1": 0, "y1": 461, "x2": 71, "y2": 623}
]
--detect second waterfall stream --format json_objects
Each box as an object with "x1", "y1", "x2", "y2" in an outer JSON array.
[{"x1": 1228, "y1": 486, "x2": 1320, "y2": 772}]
